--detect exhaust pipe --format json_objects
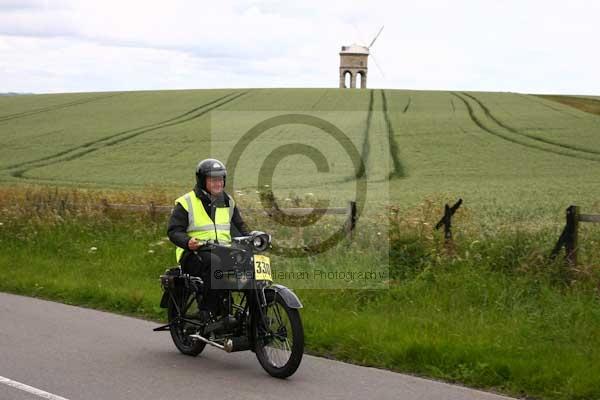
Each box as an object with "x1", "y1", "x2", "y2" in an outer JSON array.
[
  {"x1": 223, "y1": 336, "x2": 250, "y2": 353},
  {"x1": 189, "y1": 334, "x2": 225, "y2": 350},
  {"x1": 188, "y1": 334, "x2": 250, "y2": 353}
]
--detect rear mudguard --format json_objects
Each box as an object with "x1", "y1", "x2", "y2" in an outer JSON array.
[
  {"x1": 159, "y1": 291, "x2": 170, "y2": 308},
  {"x1": 265, "y1": 284, "x2": 303, "y2": 309}
]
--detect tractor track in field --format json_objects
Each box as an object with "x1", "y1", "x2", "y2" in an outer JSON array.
[
  {"x1": 6, "y1": 91, "x2": 249, "y2": 180},
  {"x1": 381, "y1": 90, "x2": 405, "y2": 178},
  {"x1": 403, "y1": 97, "x2": 412, "y2": 113},
  {"x1": 3, "y1": 91, "x2": 240, "y2": 171},
  {"x1": 462, "y1": 92, "x2": 600, "y2": 156},
  {"x1": 354, "y1": 89, "x2": 374, "y2": 179},
  {"x1": 0, "y1": 93, "x2": 123, "y2": 123},
  {"x1": 452, "y1": 92, "x2": 600, "y2": 163}
]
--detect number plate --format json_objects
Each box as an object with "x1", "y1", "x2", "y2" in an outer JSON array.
[{"x1": 254, "y1": 255, "x2": 272, "y2": 281}]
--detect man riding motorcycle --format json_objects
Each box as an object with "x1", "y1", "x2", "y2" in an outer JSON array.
[{"x1": 167, "y1": 158, "x2": 251, "y2": 319}]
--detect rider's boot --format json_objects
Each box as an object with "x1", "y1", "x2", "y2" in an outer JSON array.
[{"x1": 190, "y1": 291, "x2": 212, "y2": 323}]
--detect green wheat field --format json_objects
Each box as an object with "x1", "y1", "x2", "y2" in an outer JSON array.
[{"x1": 1, "y1": 89, "x2": 599, "y2": 220}]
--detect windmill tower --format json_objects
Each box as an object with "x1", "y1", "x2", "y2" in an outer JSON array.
[{"x1": 339, "y1": 26, "x2": 384, "y2": 89}]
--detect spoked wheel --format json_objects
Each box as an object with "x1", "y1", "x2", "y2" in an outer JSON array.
[
  {"x1": 167, "y1": 290, "x2": 206, "y2": 356},
  {"x1": 255, "y1": 293, "x2": 304, "y2": 378}
]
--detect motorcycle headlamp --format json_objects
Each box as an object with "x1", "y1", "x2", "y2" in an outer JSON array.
[{"x1": 251, "y1": 232, "x2": 271, "y2": 252}]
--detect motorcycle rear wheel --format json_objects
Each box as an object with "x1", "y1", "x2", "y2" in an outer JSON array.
[
  {"x1": 255, "y1": 293, "x2": 304, "y2": 378},
  {"x1": 167, "y1": 291, "x2": 206, "y2": 356}
]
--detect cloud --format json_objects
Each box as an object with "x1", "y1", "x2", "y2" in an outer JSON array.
[
  {"x1": 0, "y1": 0, "x2": 598, "y2": 94},
  {"x1": 0, "y1": 0, "x2": 69, "y2": 11}
]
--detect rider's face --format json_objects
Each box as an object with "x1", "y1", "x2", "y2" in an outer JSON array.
[{"x1": 205, "y1": 176, "x2": 224, "y2": 195}]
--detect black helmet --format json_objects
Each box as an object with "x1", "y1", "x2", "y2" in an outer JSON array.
[{"x1": 196, "y1": 158, "x2": 227, "y2": 191}]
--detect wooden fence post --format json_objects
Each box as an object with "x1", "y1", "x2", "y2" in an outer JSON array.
[
  {"x1": 346, "y1": 201, "x2": 357, "y2": 239},
  {"x1": 552, "y1": 205, "x2": 600, "y2": 268},
  {"x1": 435, "y1": 199, "x2": 463, "y2": 251},
  {"x1": 443, "y1": 204, "x2": 452, "y2": 242},
  {"x1": 565, "y1": 205, "x2": 579, "y2": 266}
]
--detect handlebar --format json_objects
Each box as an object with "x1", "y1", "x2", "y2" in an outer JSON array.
[{"x1": 194, "y1": 231, "x2": 271, "y2": 252}]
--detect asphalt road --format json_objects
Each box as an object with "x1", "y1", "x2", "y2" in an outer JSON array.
[{"x1": 0, "y1": 292, "x2": 516, "y2": 400}]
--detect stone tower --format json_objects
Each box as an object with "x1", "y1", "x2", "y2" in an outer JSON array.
[{"x1": 339, "y1": 44, "x2": 369, "y2": 89}]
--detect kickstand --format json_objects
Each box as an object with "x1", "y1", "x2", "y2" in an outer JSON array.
[{"x1": 153, "y1": 323, "x2": 171, "y2": 332}]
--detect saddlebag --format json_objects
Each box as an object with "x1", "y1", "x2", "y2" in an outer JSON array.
[{"x1": 160, "y1": 266, "x2": 185, "y2": 290}]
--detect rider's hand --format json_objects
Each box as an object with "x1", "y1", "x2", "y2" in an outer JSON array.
[{"x1": 188, "y1": 238, "x2": 202, "y2": 251}]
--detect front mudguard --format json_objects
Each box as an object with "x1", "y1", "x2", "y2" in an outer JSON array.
[
  {"x1": 250, "y1": 283, "x2": 303, "y2": 351},
  {"x1": 264, "y1": 284, "x2": 303, "y2": 309}
]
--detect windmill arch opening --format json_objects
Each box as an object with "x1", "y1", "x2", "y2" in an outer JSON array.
[
  {"x1": 344, "y1": 71, "x2": 352, "y2": 88},
  {"x1": 356, "y1": 72, "x2": 363, "y2": 89}
]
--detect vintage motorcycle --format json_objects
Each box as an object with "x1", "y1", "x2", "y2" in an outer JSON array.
[{"x1": 153, "y1": 231, "x2": 304, "y2": 378}]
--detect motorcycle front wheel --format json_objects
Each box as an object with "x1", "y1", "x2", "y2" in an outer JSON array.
[{"x1": 254, "y1": 293, "x2": 304, "y2": 378}]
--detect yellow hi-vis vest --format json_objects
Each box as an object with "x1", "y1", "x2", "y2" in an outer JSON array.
[{"x1": 174, "y1": 191, "x2": 234, "y2": 263}]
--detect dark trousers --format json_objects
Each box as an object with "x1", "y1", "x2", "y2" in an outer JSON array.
[{"x1": 180, "y1": 250, "x2": 223, "y2": 312}]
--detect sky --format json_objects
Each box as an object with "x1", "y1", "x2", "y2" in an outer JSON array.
[{"x1": 0, "y1": 0, "x2": 598, "y2": 95}]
